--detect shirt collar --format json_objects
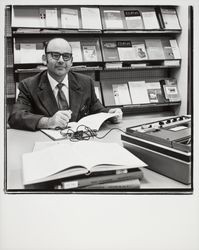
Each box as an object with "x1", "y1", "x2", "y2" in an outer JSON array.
[{"x1": 47, "y1": 72, "x2": 68, "y2": 91}]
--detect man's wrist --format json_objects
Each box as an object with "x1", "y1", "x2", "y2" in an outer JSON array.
[{"x1": 37, "y1": 117, "x2": 51, "y2": 129}]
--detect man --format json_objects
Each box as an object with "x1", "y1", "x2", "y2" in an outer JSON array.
[{"x1": 8, "y1": 38, "x2": 123, "y2": 131}]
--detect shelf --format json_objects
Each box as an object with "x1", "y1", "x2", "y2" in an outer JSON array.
[{"x1": 102, "y1": 30, "x2": 182, "y2": 34}]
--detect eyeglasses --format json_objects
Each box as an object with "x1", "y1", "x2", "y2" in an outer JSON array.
[{"x1": 46, "y1": 52, "x2": 72, "y2": 61}]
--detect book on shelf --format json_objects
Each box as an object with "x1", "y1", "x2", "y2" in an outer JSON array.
[
  {"x1": 41, "y1": 112, "x2": 118, "y2": 140},
  {"x1": 39, "y1": 8, "x2": 46, "y2": 27},
  {"x1": 102, "y1": 41, "x2": 120, "y2": 61},
  {"x1": 117, "y1": 41, "x2": 134, "y2": 61},
  {"x1": 80, "y1": 7, "x2": 102, "y2": 30},
  {"x1": 160, "y1": 7, "x2": 181, "y2": 30},
  {"x1": 141, "y1": 7, "x2": 160, "y2": 29},
  {"x1": 14, "y1": 42, "x2": 44, "y2": 64},
  {"x1": 94, "y1": 83, "x2": 102, "y2": 103},
  {"x1": 59, "y1": 175, "x2": 141, "y2": 190},
  {"x1": 69, "y1": 41, "x2": 83, "y2": 62},
  {"x1": 160, "y1": 78, "x2": 181, "y2": 102},
  {"x1": 145, "y1": 39, "x2": 165, "y2": 60},
  {"x1": 128, "y1": 81, "x2": 150, "y2": 104},
  {"x1": 61, "y1": 8, "x2": 79, "y2": 29},
  {"x1": 103, "y1": 10, "x2": 124, "y2": 29},
  {"x1": 82, "y1": 45, "x2": 98, "y2": 62},
  {"x1": 146, "y1": 81, "x2": 165, "y2": 103},
  {"x1": 124, "y1": 9, "x2": 144, "y2": 29},
  {"x1": 131, "y1": 40, "x2": 148, "y2": 60},
  {"x1": 112, "y1": 83, "x2": 132, "y2": 105},
  {"x1": 161, "y1": 39, "x2": 181, "y2": 60},
  {"x1": 22, "y1": 140, "x2": 147, "y2": 187},
  {"x1": 45, "y1": 8, "x2": 58, "y2": 28}
]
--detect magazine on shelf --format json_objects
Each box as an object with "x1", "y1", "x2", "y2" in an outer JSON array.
[
  {"x1": 112, "y1": 83, "x2": 132, "y2": 105},
  {"x1": 128, "y1": 81, "x2": 150, "y2": 104},
  {"x1": 103, "y1": 10, "x2": 124, "y2": 29},
  {"x1": 124, "y1": 9, "x2": 144, "y2": 29},
  {"x1": 69, "y1": 41, "x2": 83, "y2": 62},
  {"x1": 160, "y1": 7, "x2": 181, "y2": 30},
  {"x1": 145, "y1": 39, "x2": 165, "y2": 60},
  {"x1": 61, "y1": 8, "x2": 79, "y2": 29},
  {"x1": 80, "y1": 7, "x2": 102, "y2": 29},
  {"x1": 146, "y1": 81, "x2": 165, "y2": 103},
  {"x1": 102, "y1": 41, "x2": 120, "y2": 61}
]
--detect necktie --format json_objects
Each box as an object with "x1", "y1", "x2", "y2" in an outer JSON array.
[{"x1": 57, "y1": 83, "x2": 69, "y2": 110}]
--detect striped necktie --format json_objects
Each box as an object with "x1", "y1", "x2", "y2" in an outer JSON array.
[{"x1": 57, "y1": 83, "x2": 69, "y2": 110}]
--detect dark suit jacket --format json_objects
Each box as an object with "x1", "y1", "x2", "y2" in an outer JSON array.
[{"x1": 8, "y1": 70, "x2": 108, "y2": 131}]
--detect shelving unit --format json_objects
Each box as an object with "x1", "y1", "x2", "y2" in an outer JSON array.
[{"x1": 5, "y1": 4, "x2": 189, "y2": 117}]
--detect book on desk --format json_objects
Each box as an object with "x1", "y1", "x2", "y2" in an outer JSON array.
[{"x1": 22, "y1": 141, "x2": 146, "y2": 190}]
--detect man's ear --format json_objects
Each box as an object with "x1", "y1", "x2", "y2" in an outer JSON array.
[{"x1": 42, "y1": 54, "x2": 47, "y2": 65}]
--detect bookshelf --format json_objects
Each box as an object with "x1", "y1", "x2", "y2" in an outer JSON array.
[{"x1": 5, "y1": 5, "x2": 189, "y2": 116}]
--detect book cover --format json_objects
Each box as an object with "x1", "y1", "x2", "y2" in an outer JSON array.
[
  {"x1": 161, "y1": 79, "x2": 181, "y2": 102},
  {"x1": 45, "y1": 8, "x2": 58, "y2": 28},
  {"x1": 82, "y1": 45, "x2": 98, "y2": 61},
  {"x1": 69, "y1": 41, "x2": 83, "y2": 62},
  {"x1": 145, "y1": 39, "x2": 165, "y2": 60},
  {"x1": 112, "y1": 83, "x2": 132, "y2": 105},
  {"x1": 160, "y1": 7, "x2": 181, "y2": 30},
  {"x1": 61, "y1": 8, "x2": 79, "y2": 29},
  {"x1": 22, "y1": 141, "x2": 147, "y2": 186},
  {"x1": 80, "y1": 7, "x2": 102, "y2": 29},
  {"x1": 102, "y1": 41, "x2": 120, "y2": 61},
  {"x1": 117, "y1": 40, "x2": 134, "y2": 61},
  {"x1": 39, "y1": 8, "x2": 46, "y2": 27},
  {"x1": 103, "y1": 10, "x2": 124, "y2": 29},
  {"x1": 161, "y1": 39, "x2": 181, "y2": 60},
  {"x1": 146, "y1": 81, "x2": 165, "y2": 103},
  {"x1": 124, "y1": 10, "x2": 144, "y2": 29},
  {"x1": 128, "y1": 81, "x2": 150, "y2": 104},
  {"x1": 141, "y1": 7, "x2": 160, "y2": 29},
  {"x1": 131, "y1": 40, "x2": 148, "y2": 60}
]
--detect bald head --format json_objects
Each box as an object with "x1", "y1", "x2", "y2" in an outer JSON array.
[{"x1": 45, "y1": 38, "x2": 72, "y2": 54}]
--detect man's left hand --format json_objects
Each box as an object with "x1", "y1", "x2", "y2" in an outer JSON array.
[{"x1": 108, "y1": 108, "x2": 123, "y2": 124}]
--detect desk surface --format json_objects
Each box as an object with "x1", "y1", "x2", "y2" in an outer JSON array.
[{"x1": 6, "y1": 113, "x2": 191, "y2": 191}]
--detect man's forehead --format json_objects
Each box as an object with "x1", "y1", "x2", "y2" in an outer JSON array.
[{"x1": 47, "y1": 39, "x2": 71, "y2": 52}]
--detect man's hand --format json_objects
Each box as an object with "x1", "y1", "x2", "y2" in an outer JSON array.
[
  {"x1": 48, "y1": 110, "x2": 72, "y2": 129},
  {"x1": 108, "y1": 108, "x2": 123, "y2": 124}
]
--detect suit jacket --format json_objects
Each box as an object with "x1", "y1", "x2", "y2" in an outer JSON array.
[{"x1": 8, "y1": 70, "x2": 108, "y2": 131}]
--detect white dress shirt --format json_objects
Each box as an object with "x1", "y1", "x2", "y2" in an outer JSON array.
[{"x1": 47, "y1": 73, "x2": 69, "y2": 106}]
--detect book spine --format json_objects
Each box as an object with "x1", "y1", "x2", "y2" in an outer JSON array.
[
  {"x1": 61, "y1": 170, "x2": 143, "y2": 189},
  {"x1": 79, "y1": 179, "x2": 140, "y2": 189}
]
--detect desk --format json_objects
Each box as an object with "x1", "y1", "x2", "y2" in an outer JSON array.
[{"x1": 6, "y1": 113, "x2": 191, "y2": 191}]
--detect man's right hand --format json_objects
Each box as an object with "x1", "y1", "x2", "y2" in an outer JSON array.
[{"x1": 48, "y1": 110, "x2": 72, "y2": 129}]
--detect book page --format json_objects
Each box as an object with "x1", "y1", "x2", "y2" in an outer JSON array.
[
  {"x1": 41, "y1": 112, "x2": 118, "y2": 140},
  {"x1": 128, "y1": 81, "x2": 150, "y2": 104},
  {"x1": 22, "y1": 141, "x2": 147, "y2": 184},
  {"x1": 61, "y1": 8, "x2": 79, "y2": 29},
  {"x1": 80, "y1": 7, "x2": 102, "y2": 29}
]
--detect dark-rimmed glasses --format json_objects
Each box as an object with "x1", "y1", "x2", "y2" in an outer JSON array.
[{"x1": 46, "y1": 52, "x2": 72, "y2": 61}]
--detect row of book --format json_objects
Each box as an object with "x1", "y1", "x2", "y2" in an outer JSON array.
[
  {"x1": 13, "y1": 38, "x2": 181, "y2": 64},
  {"x1": 12, "y1": 6, "x2": 181, "y2": 30},
  {"x1": 22, "y1": 141, "x2": 146, "y2": 190},
  {"x1": 101, "y1": 79, "x2": 180, "y2": 106}
]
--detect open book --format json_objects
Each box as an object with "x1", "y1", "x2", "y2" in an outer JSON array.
[
  {"x1": 22, "y1": 141, "x2": 147, "y2": 186},
  {"x1": 41, "y1": 112, "x2": 117, "y2": 140}
]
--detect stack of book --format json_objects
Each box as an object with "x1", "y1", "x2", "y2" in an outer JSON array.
[{"x1": 22, "y1": 140, "x2": 147, "y2": 190}]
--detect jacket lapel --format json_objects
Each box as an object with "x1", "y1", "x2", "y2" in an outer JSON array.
[
  {"x1": 68, "y1": 71, "x2": 83, "y2": 121},
  {"x1": 37, "y1": 71, "x2": 58, "y2": 116}
]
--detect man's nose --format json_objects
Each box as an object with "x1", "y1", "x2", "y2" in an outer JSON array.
[{"x1": 57, "y1": 55, "x2": 65, "y2": 63}]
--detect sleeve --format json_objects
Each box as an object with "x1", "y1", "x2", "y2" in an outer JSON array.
[{"x1": 8, "y1": 81, "x2": 44, "y2": 131}]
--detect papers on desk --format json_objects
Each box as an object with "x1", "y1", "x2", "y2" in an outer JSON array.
[
  {"x1": 41, "y1": 112, "x2": 117, "y2": 140},
  {"x1": 22, "y1": 141, "x2": 147, "y2": 186}
]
